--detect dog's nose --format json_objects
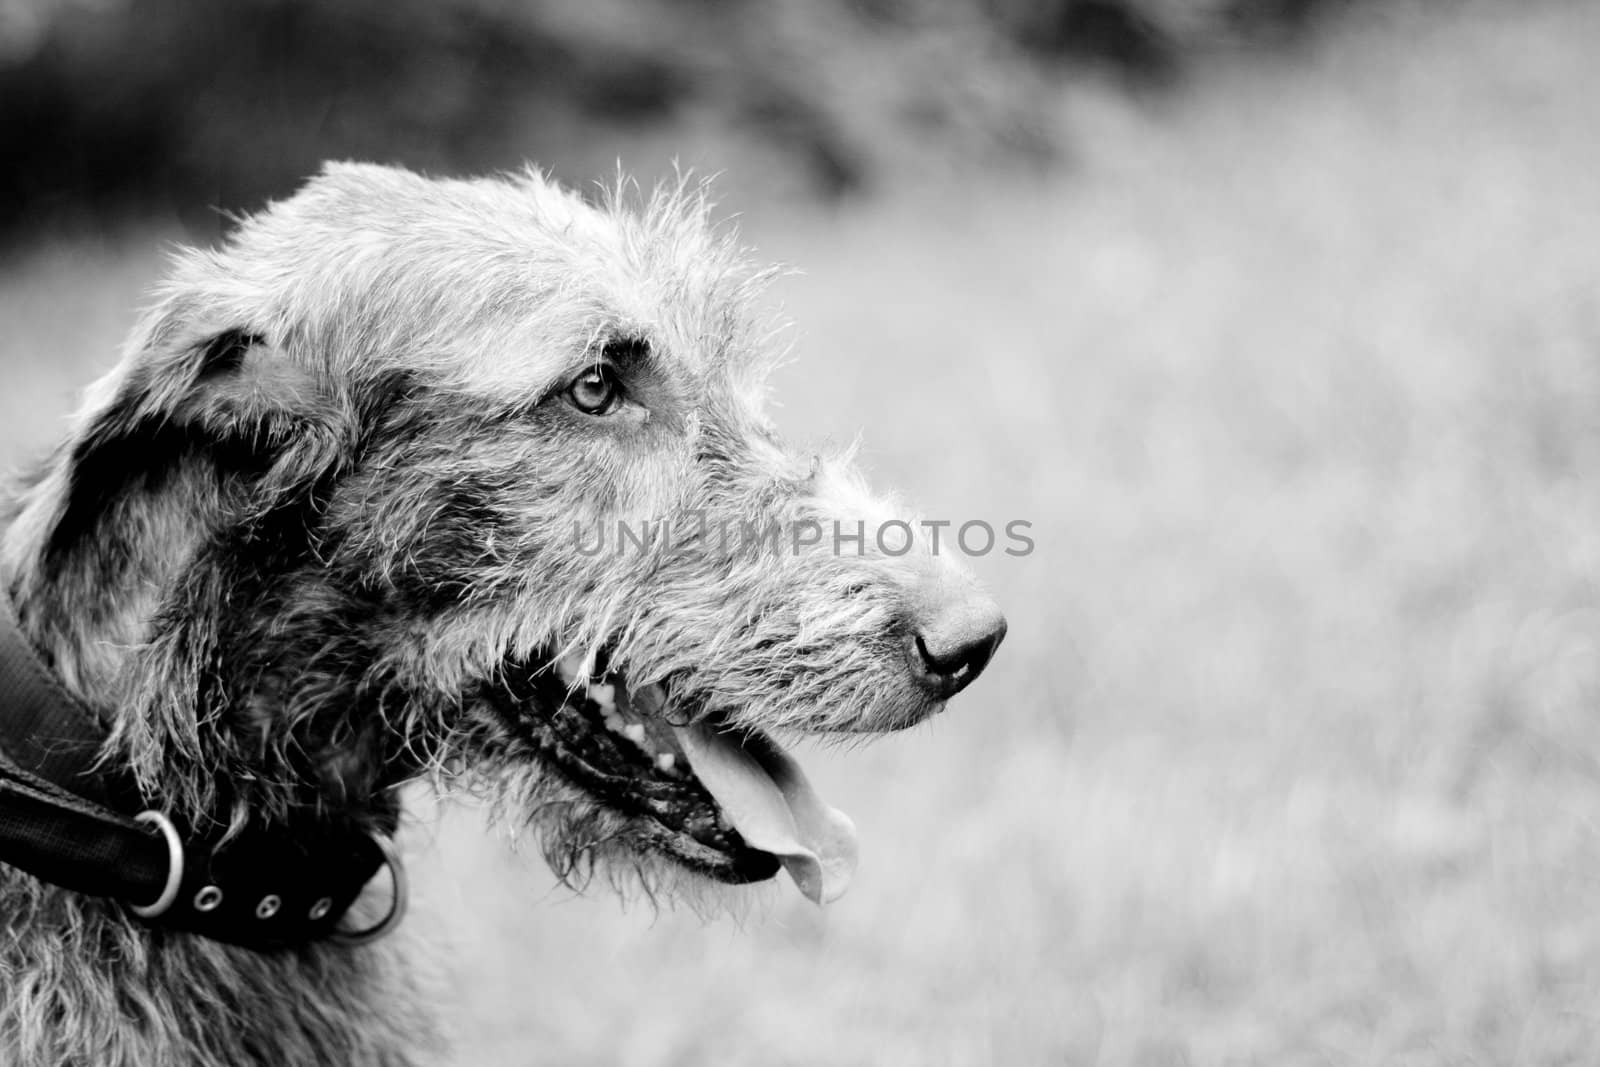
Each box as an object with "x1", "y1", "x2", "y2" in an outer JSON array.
[{"x1": 910, "y1": 592, "x2": 1007, "y2": 699}]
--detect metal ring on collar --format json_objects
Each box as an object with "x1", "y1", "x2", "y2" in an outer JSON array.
[
  {"x1": 130, "y1": 810, "x2": 184, "y2": 919},
  {"x1": 332, "y1": 832, "x2": 407, "y2": 947}
]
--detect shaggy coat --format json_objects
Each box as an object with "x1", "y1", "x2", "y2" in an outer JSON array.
[{"x1": 0, "y1": 164, "x2": 1000, "y2": 1065}]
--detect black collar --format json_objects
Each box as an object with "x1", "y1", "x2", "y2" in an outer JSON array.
[{"x1": 0, "y1": 591, "x2": 403, "y2": 949}]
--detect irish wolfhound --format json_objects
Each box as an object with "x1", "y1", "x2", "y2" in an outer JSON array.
[{"x1": 0, "y1": 163, "x2": 1006, "y2": 1065}]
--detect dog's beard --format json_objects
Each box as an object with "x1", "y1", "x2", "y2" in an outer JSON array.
[{"x1": 472, "y1": 648, "x2": 858, "y2": 905}]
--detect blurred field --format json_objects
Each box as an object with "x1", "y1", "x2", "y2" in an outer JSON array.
[{"x1": 6, "y1": 4, "x2": 1600, "y2": 1064}]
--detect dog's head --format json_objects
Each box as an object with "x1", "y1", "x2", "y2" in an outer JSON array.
[{"x1": 7, "y1": 164, "x2": 1005, "y2": 903}]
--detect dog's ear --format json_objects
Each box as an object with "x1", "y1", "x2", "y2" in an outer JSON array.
[
  {"x1": 45, "y1": 309, "x2": 353, "y2": 567},
  {"x1": 77, "y1": 303, "x2": 351, "y2": 493}
]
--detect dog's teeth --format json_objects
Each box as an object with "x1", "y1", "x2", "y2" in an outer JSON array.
[
  {"x1": 655, "y1": 753, "x2": 676, "y2": 773},
  {"x1": 589, "y1": 683, "x2": 616, "y2": 710},
  {"x1": 603, "y1": 712, "x2": 627, "y2": 733},
  {"x1": 624, "y1": 723, "x2": 646, "y2": 745}
]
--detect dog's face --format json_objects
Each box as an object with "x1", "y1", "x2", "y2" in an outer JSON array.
[{"x1": 26, "y1": 165, "x2": 1004, "y2": 902}]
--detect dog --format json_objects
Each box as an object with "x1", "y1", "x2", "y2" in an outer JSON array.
[{"x1": 0, "y1": 163, "x2": 1005, "y2": 1065}]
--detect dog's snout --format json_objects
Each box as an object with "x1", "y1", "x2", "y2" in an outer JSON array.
[{"x1": 909, "y1": 592, "x2": 1007, "y2": 699}]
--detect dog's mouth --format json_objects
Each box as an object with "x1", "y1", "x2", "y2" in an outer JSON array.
[{"x1": 494, "y1": 652, "x2": 858, "y2": 905}]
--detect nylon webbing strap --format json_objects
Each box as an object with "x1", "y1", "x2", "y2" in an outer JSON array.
[
  {"x1": 0, "y1": 592, "x2": 123, "y2": 806},
  {"x1": 0, "y1": 591, "x2": 169, "y2": 906},
  {"x1": 0, "y1": 760, "x2": 167, "y2": 902}
]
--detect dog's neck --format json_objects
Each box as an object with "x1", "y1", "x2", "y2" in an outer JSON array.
[{"x1": 1, "y1": 437, "x2": 403, "y2": 834}]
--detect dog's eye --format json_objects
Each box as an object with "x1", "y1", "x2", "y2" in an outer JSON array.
[{"x1": 566, "y1": 367, "x2": 622, "y2": 416}]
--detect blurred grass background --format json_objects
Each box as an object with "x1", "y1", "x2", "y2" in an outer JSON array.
[{"x1": 6, "y1": 1, "x2": 1600, "y2": 1063}]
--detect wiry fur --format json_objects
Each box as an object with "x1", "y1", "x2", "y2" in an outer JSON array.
[{"x1": 0, "y1": 164, "x2": 985, "y2": 1065}]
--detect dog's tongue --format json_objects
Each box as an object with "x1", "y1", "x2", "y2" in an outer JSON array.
[{"x1": 672, "y1": 722, "x2": 858, "y2": 905}]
